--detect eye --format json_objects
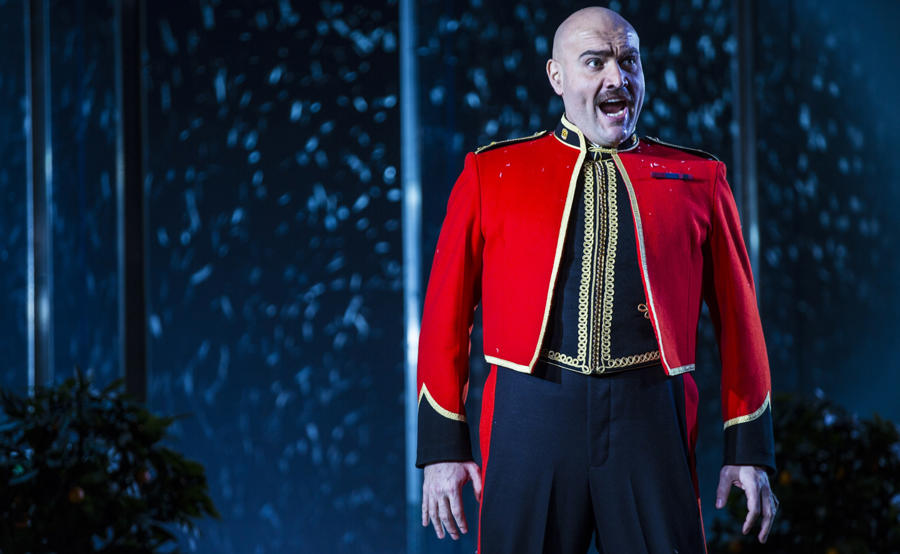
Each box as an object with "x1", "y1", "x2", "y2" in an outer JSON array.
[
  {"x1": 621, "y1": 56, "x2": 638, "y2": 68},
  {"x1": 586, "y1": 58, "x2": 603, "y2": 69}
]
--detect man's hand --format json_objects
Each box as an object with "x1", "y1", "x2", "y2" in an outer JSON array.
[
  {"x1": 715, "y1": 464, "x2": 779, "y2": 543},
  {"x1": 422, "y1": 461, "x2": 483, "y2": 540}
]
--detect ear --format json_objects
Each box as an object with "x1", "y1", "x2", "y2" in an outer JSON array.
[{"x1": 546, "y1": 58, "x2": 564, "y2": 96}]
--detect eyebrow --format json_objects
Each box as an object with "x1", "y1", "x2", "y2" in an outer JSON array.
[{"x1": 579, "y1": 47, "x2": 639, "y2": 59}]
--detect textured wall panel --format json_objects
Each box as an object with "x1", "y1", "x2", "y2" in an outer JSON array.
[
  {"x1": 0, "y1": 0, "x2": 29, "y2": 394},
  {"x1": 755, "y1": 0, "x2": 900, "y2": 414},
  {"x1": 144, "y1": 2, "x2": 403, "y2": 552},
  {"x1": 48, "y1": 0, "x2": 120, "y2": 386}
]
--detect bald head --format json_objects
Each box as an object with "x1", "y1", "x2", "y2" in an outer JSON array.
[
  {"x1": 551, "y1": 7, "x2": 638, "y2": 61},
  {"x1": 546, "y1": 6, "x2": 645, "y2": 146}
]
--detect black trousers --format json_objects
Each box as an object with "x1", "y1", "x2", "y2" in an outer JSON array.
[{"x1": 478, "y1": 361, "x2": 706, "y2": 554}]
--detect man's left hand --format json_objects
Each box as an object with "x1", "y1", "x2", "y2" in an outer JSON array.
[{"x1": 715, "y1": 464, "x2": 779, "y2": 543}]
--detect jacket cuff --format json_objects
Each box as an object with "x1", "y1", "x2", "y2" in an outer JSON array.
[
  {"x1": 416, "y1": 397, "x2": 473, "y2": 468},
  {"x1": 723, "y1": 403, "x2": 776, "y2": 475}
]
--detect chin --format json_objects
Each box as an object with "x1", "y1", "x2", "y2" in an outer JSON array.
[
  {"x1": 596, "y1": 129, "x2": 628, "y2": 146},
  {"x1": 613, "y1": 125, "x2": 636, "y2": 143}
]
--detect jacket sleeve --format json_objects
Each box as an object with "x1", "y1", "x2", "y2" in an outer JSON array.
[
  {"x1": 415, "y1": 153, "x2": 483, "y2": 468},
  {"x1": 701, "y1": 161, "x2": 776, "y2": 474}
]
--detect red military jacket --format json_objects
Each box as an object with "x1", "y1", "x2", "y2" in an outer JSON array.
[{"x1": 416, "y1": 114, "x2": 774, "y2": 471}]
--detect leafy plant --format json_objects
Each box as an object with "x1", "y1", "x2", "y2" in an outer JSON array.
[
  {"x1": 0, "y1": 371, "x2": 219, "y2": 553},
  {"x1": 709, "y1": 391, "x2": 900, "y2": 553}
]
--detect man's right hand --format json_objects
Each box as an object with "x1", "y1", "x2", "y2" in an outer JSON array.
[{"x1": 422, "y1": 461, "x2": 483, "y2": 540}]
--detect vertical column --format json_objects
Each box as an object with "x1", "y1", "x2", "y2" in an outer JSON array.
[
  {"x1": 733, "y1": 0, "x2": 761, "y2": 289},
  {"x1": 115, "y1": 0, "x2": 148, "y2": 402},
  {"x1": 24, "y1": 0, "x2": 54, "y2": 391},
  {"x1": 400, "y1": 0, "x2": 423, "y2": 551}
]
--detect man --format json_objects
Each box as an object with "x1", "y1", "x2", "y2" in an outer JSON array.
[{"x1": 417, "y1": 7, "x2": 778, "y2": 553}]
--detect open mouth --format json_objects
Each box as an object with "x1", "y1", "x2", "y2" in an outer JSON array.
[{"x1": 598, "y1": 98, "x2": 629, "y2": 119}]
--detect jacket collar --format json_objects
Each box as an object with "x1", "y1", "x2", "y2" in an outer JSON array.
[{"x1": 553, "y1": 113, "x2": 639, "y2": 155}]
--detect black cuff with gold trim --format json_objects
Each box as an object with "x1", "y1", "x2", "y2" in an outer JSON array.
[
  {"x1": 416, "y1": 399, "x2": 473, "y2": 468},
  {"x1": 723, "y1": 404, "x2": 776, "y2": 474}
]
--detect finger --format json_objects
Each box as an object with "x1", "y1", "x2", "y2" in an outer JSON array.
[
  {"x1": 467, "y1": 464, "x2": 484, "y2": 502},
  {"x1": 448, "y1": 490, "x2": 468, "y2": 535},
  {"x1": 741, "y1": 473, "x2": 761, "y2": 535},
  {"x1": 421, "y1": 481, "x2": 430, "y2": 527},
  {"x1": 715, "y1": 470, "x2": 733, "y2": 509},
  {"x1": 758, "y1": 488, "x2": 776, "y2": 543},
  {"x1": 438, "y1": 496, "x2": 461, "y2": 540},
  {"x1": 428, "y1": 495, "x2": 444, "y2": 539}
]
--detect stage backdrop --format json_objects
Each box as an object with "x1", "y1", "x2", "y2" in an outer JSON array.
[
  {"x1": 0, "y1": 0, "x2": 29, "y2": 394},
  {"x1": 0, "y1": 0, "x2": 897, "y2": 552},
  {"x1": 143, "y1": 2, "x2": 404, "y2": 552}
]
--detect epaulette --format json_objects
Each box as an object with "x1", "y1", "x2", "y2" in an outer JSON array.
[
  {"x1": 642, "y1": 136, "x2": 719, "y2": 161},
  {"x1": 475, "y1": 130, "x2": 548, "y2": 154}
]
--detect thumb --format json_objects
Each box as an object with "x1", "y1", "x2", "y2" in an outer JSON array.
[{"x1": 466, "y1": 463, "x2": 484, "y2": 502}]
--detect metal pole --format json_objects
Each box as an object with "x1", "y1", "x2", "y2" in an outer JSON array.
[
  {"x1": 733, "y1": 0, "x2": 761, "y2": 290},
  {"x1": 400, "y1": 0, "x2": 423, "y2": 551},
  {"x1": 115, "y1": 0, "x2": 148, "y2": 402},
  {"x1": 24, "y1": 0, "x2": 54, "y2": 392}
]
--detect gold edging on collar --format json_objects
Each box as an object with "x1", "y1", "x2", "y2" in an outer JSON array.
[
  {"x1": 555, "y1": 114, "x2": 639, "y2": 153},
  {"x1": 560, "y1": 114, "x2": 584, "y2": 147},
  {"x1": 553, "y1": 133, "x2": 582, "y2": 150},
  {"x1": 587, "y1": 135, "x2": 640, "y2": 154}
]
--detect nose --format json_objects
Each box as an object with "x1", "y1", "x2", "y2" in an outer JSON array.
[{"x1": 604, "y1": 62, "x2": 628, "y2": 90}]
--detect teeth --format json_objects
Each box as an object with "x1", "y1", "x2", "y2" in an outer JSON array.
[
  {"x1": 598, "y1": 98, "x2": 628, "y2": 118},
  {"x1": 600, "y1": 106, "x2": 627, "y2": 117}
]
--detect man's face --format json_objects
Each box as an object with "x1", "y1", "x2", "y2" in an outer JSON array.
[{"x1": 547, "y1": 11, "x2": 645, "y2": 147}]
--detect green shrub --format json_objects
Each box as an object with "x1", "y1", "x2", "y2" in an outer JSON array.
[
  {"x1": 709, "y1": 391, "x2": 900, "y2": 553},
  {"x1": 0, "y1": 371, "x2": 218, "y2": 553}
]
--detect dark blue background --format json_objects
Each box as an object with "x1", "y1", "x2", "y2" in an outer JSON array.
[{"x1": 0, "y1": 0, "x2": 897, "y2": 551}]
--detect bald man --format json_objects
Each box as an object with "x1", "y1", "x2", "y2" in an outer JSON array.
[{"x1": 416, "y1": 7, "x2": 778, "y2": 553}]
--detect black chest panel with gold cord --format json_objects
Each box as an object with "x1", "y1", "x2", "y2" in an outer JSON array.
[{"x1": 539, "y1": 140, "x2": 660, "y2": 375}]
